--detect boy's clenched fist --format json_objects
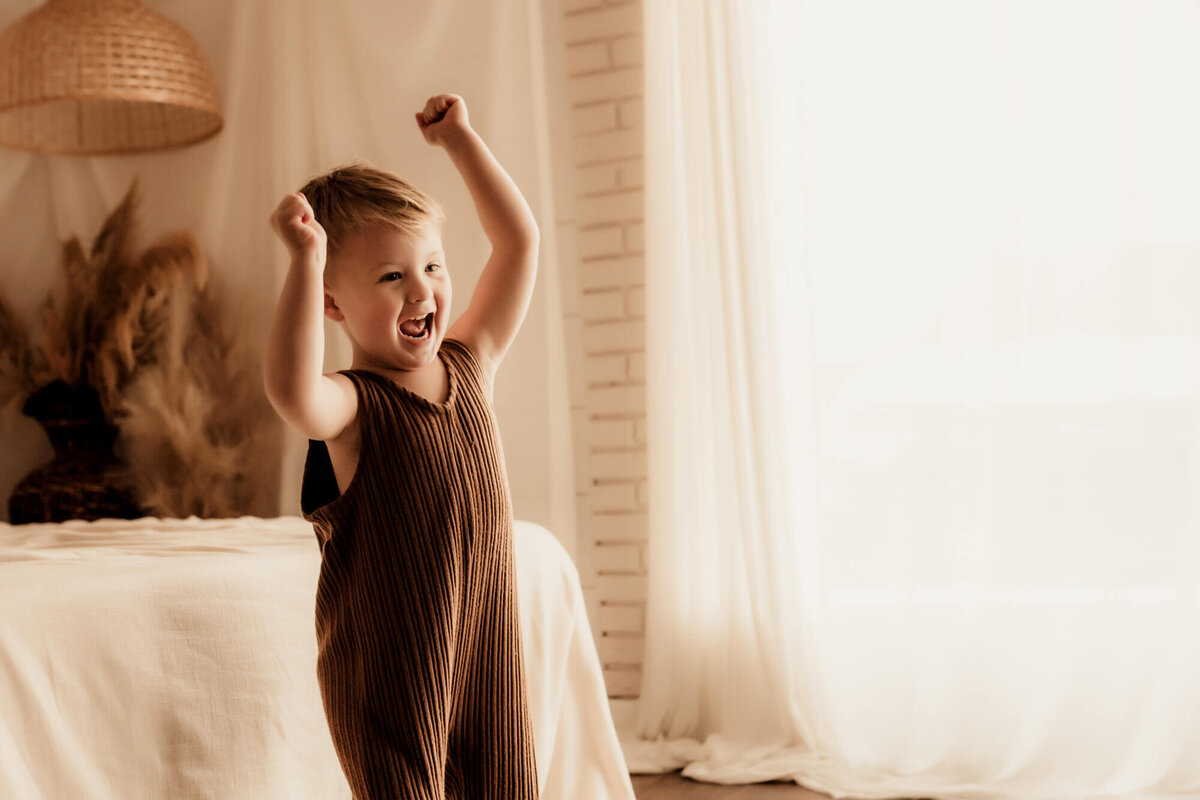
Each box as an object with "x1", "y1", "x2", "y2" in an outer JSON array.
[
  {"x1": 269, "y1": 192, "x2": 327, "y2": 269},
  {"x1": 415, "y1": 94, "x2": 471, "y2": 147}
]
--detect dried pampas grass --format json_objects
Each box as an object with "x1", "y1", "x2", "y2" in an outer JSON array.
[
  {"x1": 87, "y1": 184, "x2": 206, "y2": 417},
  {"x1": 3, "y1": 180, "x2": 205, "y2": 417},
  {"x1": 92, "y1": 229, "x2": 209, "y2": 416},
  {"x1": 112, "y1": 273, "x2": 276, "y2": 518},
  {"x1": 1, "y1": 178, "x2": 277, "y2": 518}
]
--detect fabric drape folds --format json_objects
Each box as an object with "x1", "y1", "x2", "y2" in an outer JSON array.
[{"x1": 629, "y1": 2, "x2": 1200, "y2": 798}]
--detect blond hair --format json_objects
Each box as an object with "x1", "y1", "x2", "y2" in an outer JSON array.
[{"x1": 297, "y1": 162, "x2": 446, "y2": 264}]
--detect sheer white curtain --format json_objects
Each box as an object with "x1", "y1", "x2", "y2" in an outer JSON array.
[{"x1": 630, "y1": 2, "x2": 1200, "y2": 798}]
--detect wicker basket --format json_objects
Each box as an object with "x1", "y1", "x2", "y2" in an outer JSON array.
[{"x1": 0, "y1": 0, "x2": 223, "y2": 155}]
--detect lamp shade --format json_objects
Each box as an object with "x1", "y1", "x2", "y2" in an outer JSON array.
[{"x1": 0, "y1": 0, "x2": 223, "y2": 155}]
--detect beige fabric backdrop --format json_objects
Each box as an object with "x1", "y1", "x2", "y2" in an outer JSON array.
[{"x1": 0, "y1": 0, "x2": 579, "y2": 558}]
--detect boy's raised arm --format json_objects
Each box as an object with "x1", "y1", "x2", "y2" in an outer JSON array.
[
  {"x1": 416, "y1": 94, "x2": 539, "y2": 374},
  {"x1": 422, "y1": 118, "x2": 538, "y2": 248},
  {"x1": 263, "y1": 192, "x2": 356, "y2": 441}
]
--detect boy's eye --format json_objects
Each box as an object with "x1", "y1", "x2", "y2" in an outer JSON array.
[{"x1": 380, "y1": 264, "x2": 439, "y2": 282}]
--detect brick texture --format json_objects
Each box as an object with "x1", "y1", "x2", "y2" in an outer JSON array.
[{"x1": 556, "y1": 0, "x2": 648, "y2": 698}]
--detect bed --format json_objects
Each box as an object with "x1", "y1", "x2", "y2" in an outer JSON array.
[{"x1": 0, "y1": 515, "x2": 636, "y2": 800}]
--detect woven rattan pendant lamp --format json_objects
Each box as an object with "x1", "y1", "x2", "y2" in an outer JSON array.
[{"x1": 0, "y1": 0, "x2": 223, "y2": 155}]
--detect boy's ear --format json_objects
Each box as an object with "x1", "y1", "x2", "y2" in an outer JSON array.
[{"x1": 324, "y1": 290, "x2": 344, "y2": 322}]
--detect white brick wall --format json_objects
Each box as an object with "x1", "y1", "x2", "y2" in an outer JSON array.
[{"x1": 556, "y1": 0, "x2": 648, "y2": 699}]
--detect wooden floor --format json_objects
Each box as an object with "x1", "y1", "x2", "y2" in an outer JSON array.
[{"x1": 631, "y1": 771, "x2": 834, "y2": 799}]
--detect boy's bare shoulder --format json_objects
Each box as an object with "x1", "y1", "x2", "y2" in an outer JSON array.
[
  {"x1": 324, "y1": 369, "x2": 359, "y2": 405},
  {"x1": 324, "y1": 370, "x2": 355, "y2": 389},
  {"x1": 311, "y1": 371, "x2": 360, "y2": 442},
  {"x1": 443, "y1": 329, "x2": 498, "y2": 394},
  {"x1": 266, "y1": 370, "x2": 360, "y2": 443}
]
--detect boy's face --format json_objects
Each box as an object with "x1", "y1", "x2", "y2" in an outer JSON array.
[{"x1": 323, "y1": 223, "x2": 451, "y2": 372}]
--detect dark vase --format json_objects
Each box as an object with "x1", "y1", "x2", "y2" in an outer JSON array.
[{"x1": 8, "y1": 381, "x2": 142, "y2": 524}]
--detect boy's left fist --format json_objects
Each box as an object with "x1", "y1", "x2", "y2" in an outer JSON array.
[{"x1": 415, "y1": 93, "x2": 470, "y2": 147}]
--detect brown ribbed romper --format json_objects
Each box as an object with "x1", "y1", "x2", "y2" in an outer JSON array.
[{"x1": 300, "y1": 338, "x2": 539, "y2": 800}]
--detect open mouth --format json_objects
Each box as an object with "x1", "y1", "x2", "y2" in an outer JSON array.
[{"x1": 399, "y1": 313, "x2": 432, "y2": 341}]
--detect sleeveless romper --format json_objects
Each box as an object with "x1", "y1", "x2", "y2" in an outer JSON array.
[{"x1": 300, "y1": 338, "x2": 539, "y2": 800}]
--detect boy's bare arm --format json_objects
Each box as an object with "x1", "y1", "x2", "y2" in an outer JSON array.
[
  {"x1": 439, "y1": 130, "x2": 539, "y2": 248},
  {"x1": 416, "y1": 94, "x2": 539, "y2": 374},
  {"x1": 263, "y1": 192, "x2": 357, "y2": 441}
]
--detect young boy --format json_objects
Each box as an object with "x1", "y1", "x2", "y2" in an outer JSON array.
[{"x1": 264, "y1": 93, "x2": 540, "y2": 800}]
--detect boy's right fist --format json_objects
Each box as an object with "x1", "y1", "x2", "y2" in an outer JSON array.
[{"x1": 270, "y1": 192, "x2": 327, "y2": 269}]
